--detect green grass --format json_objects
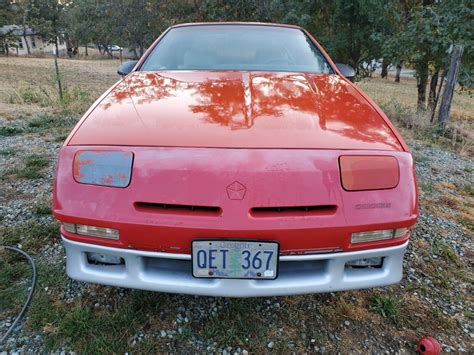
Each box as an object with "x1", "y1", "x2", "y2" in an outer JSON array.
[
  {"x1": 28, "y1": 114, "x2": 77, "y2": 131},
  {"x1": 370, "y1": 295, "x2": 401, "y2": 324},
  {"x1": 0, "y1": 221, "x2": 60, "y2": 252},
  {"x1": 0, "y1": 126, "x2": 24, "y2": 136},
  {"x1": 0, "y1": 148, "x2": 15, "y2": 156},
  {"x1": 2, "y1": 153, "x2": 50, "y2": 180},
  {"x1": 0, "y1": 249, "x2": 31, "y2": 315},
  {"x1": 458, "y1": 217, "x2": 474, "y2": 232},
  {"x1": 33, "y1": 200, "x2": 52, "y2": 216},
  {"x1": 53, "y1": 133, "x2": 69, "y2": 143},
  {"x1": 419, "y1": 182, "x2": 435, "y2": 193},
  {"x1": 431, "y1": 240, "x2": 460, "y2": 265},
  {"x1": 28, "y1": 289, "x2": 167, "y2": 353},
  {"x1": 462, "y1": 184, "x2": 474, "y2": 197},
  {"x1": 202, "y1": 299, "x2": 266, "y2": 345}
]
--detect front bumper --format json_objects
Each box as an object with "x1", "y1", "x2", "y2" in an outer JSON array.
[{"x1": 63, "y1": 236, "x2": 408, "y2": 297}]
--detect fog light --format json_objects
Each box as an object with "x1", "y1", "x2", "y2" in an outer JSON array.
[
  {"x1": 87, "y1": 252, "x2": 124, "y2": 265},
  {"x1": 62, "y1": 223, "x2": 119, "y2": 240},
  {"x1": 346, "y1": 257, "x2": 383, "y2": 268},
  {"x1": 351, "y1": 228, "x2": 408, "y2": 243}
]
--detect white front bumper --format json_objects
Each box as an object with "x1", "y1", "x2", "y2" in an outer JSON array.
[{"x1": 62, "y1": 236, "x2": 408, "y2": 297}]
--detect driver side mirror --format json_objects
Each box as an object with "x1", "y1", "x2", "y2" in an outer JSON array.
[
  {"x1": 118, "y1": 60, "x2": 138, "y2": 76},
  {"x1": 336, "y1": 63, "x2": 356, "y2": 82}
]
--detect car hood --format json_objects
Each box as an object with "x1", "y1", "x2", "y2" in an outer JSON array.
[{"x1": 69, "y1": 71, "x2": 402, "y2": 150}]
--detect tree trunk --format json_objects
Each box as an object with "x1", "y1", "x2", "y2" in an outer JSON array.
[
  {"x1": 21, "y1": 12, "x2": 31, "y2": 55},
  {"x1": 132, "y1": 48, "x2": 138, "y2": 60},
  {"x1": 428, "y1": 70, "x2": 439, "y2": 110},
  {"x1": 416, "y1": 62, "x2": 429, "y2": 111},
  {"x1": 381, "y1": 60, "x2": 388, "y2": 79},
  {"x1": 395, "y1": 61, "x2": 403, "y2": 83},
  {"x1": 438, "y1": 45, "x2": 464, "y2": 129},
  {"x1": 22, "y1": 34, "x2": 30, "y2": 55},
  {"x1": 85, "y1": 45, "x2": 88, "y2": 56}
]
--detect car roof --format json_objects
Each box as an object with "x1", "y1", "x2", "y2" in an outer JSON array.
[{"x1": 169, "y1": 22, "x2": 304, "y2": 30}]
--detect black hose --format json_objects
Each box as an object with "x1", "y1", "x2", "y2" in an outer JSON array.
[{"x1": 0, "y1": 246, "x2": 37, "y2": 346}]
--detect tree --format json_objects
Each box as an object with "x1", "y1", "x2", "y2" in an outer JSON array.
[
  {"x1": 28, "y1": 0, "x2": 71, "y2": 57},
  {"x1": 382, "y1": 0, "x2": 472, "y2": 112},
  {"x1": 0, "y1": 0, "x2": 17, "y2": 55}
]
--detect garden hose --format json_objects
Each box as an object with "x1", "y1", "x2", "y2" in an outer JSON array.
[{"x1": 0, "y1": 246, "x2": 37, "y2": 346}]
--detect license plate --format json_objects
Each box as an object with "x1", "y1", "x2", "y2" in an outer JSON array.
[{"x1": 192, "y1": 240, "x2": 279, "y2": 279}]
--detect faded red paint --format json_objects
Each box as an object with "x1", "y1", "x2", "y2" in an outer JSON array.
[
  {"x1": 72, "y1": 157, "x2": 93, "y2": 181},
  {"x1": 54, "y1": 22, "x2": 418, "y2": 256}
]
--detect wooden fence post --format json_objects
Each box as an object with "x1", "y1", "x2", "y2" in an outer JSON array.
[
  {"x1": 438, "y1": 45, "x2": 464, "y2": 129},
  {"x1": 53, "y1": 45, "x2": 63, "y2": 101}
]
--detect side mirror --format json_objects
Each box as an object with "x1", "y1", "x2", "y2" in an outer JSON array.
[
  {"x1": 336, "y1": 63, "x2": 356, "y2": 82},
  {"x1": 118, "y1": 60, "x2": 138, "y2": 76}
]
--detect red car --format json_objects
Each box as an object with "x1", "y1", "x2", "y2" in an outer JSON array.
[{"x1": 53, "y1": 23, "x2": 418, "y2": 297}]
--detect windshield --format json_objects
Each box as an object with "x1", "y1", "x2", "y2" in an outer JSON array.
[{"x1": 140, "y1": 25, "x2": 334, "y2": 74}]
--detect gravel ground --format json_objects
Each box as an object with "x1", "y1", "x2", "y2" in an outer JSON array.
[{"x1": 0, "y1": 115, "x2": 473, "y2": 353}]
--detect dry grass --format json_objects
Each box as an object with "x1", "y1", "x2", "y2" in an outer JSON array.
[
  {"x1": 358, "y1": 75, "x2": 474, "y2": 123},
  {"x1": 0, "y1": 56, "x2": 120, "y2": 119},
  {"x1": 359, "y1": 75, "x2": 474, "y2": 156}
]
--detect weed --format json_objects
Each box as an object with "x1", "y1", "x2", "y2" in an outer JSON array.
[
  {"x1": 0, "y1": 249, "x2": 31, "y2": 315},
  {"x1": 419, "y1": 182, "x2": 435, "y2": 193},
  {"x1": 20, "y1": 86, "x2": 51, "y2": 106},
  {"x1": 2, "y1": 154, "x2": 50, "y2": 180},
  {"x1": 28, "y1": 114, "x2": 77, "y2": 131},
  {"x1": 370, "y1": 295, "x2": 401, "y2": 324},
  {"x1": 433, "y1": 270, "x2": 452, "y2": 288},
  {"x1": 458, "y1": 213, "x2": 474, "y2": 232},
  {"x1": 60, "y1": 87, "x2": 91, "y2": 112},
  {"x1": 33, "y1": 200, "x2": 52, "y2": 215},
  {"x1": 0, "y1": 126, "x2": 24, "y2": 136},
  {"x1": 202, "y1": 298, "x2": 266, "y2": 345},
  {"x1": 431, "y1": 240, "x2": 460, "y2": 265},
  {"x1": 0, "y1": 148, "x2": 15, "y2": 156},
  {"x1": 413, "y1": 153, "x2": 430, "y2": 163},
  {"x1": 0, "y1": 221, "x2": 60, "y2": 252},
  {"x1": 53, "y1": 134, "x2": 69, "y2": 143},
  {"x1": 464, "y1": 310, "x2": 474, "y2": 320},
  {"x1": 461, "y1": 184, "x2": 474, "y2": 197}
]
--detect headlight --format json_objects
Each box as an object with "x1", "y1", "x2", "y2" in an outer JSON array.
[
  {"x1": 73, "y1": 151, "x2": 133, "y2": 187},
  {"x1": 63, "y1": 222, "x2": 119, "y2": 240},
  {"x1": 339, "y1": 155, "x2": 399, "y2": 191},
  {"x1": 351, "y1": 228, "x2": 408, "y2": 243}
]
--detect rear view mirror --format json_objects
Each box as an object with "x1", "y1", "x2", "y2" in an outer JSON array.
[
  {"x1": 118, "y1": 60, "x2": 138, "y2": 76},
  {"x1": 336, "y1": 63, "x2": 356, "y2": 82}
]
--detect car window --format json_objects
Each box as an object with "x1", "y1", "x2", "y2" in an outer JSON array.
[{"x1": 140, "y1": 25, "x2": 334, "y2": 74}]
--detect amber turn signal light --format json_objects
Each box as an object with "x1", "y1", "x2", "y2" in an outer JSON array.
[{"x1": 339, "y1": 155, "x2": 399, "y2": 191}]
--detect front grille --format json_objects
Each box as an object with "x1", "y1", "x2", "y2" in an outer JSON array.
[
  {"x1": 134, "y1": 202, "x2": 222, "y2": 216},
  {"x1": 250, "y1": 205, "x2": 337, "y2": 217}
]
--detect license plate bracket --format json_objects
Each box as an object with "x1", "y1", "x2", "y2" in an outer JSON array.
[{"x1": 192, "y1": 240, "x2": 279, "y2": 280}]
